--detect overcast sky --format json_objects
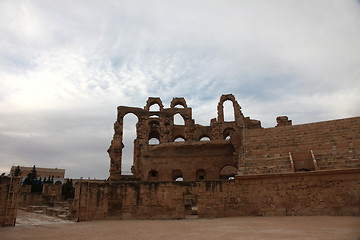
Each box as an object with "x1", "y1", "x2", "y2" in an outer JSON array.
[{"x1": 1, "y1": 0, "x2": 359, "y2": 179}]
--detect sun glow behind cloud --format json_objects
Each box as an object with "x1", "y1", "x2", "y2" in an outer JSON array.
[{"x1": 0, "y1": 0, "x2": 359, "y2": 178}]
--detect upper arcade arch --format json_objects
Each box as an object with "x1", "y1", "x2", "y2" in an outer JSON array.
[
  {"x1": 217, "y1": 94, "x2": 244, "y2": 122},
  {"x1": 144, "y1": 97, "x2": 164, "y2": 111},
  {"x1": 170, "y1": 97, "x2": 187, "y2": 108}
]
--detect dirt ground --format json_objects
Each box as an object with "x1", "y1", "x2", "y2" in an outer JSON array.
[{"x1": 1, "y1": 210, "x2": 360, "y2": 240}]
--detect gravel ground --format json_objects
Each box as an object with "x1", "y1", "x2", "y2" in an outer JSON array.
[{"x1": 1, "y1": 210, "x2": 359, "y2": 240}]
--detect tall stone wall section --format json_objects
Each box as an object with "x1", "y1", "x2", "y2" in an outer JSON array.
[
  {"x1": 0, "y1": 177, "x2": 21, "y2": 226},
  {"x1": 242, "y1": 117, "x2": 360, "y2": 174},
  {"x1": 73, "y1": 169, "x2": 360, "y2": 221}
]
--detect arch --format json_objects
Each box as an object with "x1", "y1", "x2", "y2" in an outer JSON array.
[
  {"x1": 172, "y1": 169, "x2": 183, "y2": 181},
  {"x1": 149, "y1": 103, "x2": 161, "y2": 112},
  {"x1": 149, "y1": 120, "x2": 160, "y2": 128},
  {"x1": 199, "y1": 135, "x2": 211, "y2": 141},
  {"x1": 122, "y1": 113, "x2": 138, "y2": 174},
  {"x1": 174, "y1": 113, "x2": 185, "y2": 125},
  {"x1": 148, "y1": 130, "x2": 160, "y2": 145},
  {"x1": 148, "y1": 170, "x2": 159, "y2": 181},
  {"x1": 149, "y1": 138, "x2": 160, "y2": 145},
  {"x1": 196, "y1": 169, "x2": 206, "y2": 180},
  {"x1": 217, "y1": 94, "x2": 243, "y2": 122},
  {"x1": 219, "y1": 165, "x2": 237, "y2": 179},
  {"x1": 223, "y1": 100, "x2": 235, "y2": 122},
  {"x1": 145, "y1": 97, "x2": 164, "y2": 111},
  {"x1": 149, "y1": 114, "x2": 159, "y2": 119},
  {"x1": 223, "y1": 127, "x2": 235, "y2": 140},
  {"x1": 170, "y1": 97, "x2": 187, "y2": 108},
  {"x1": 174, "y1": 136, "x2": 186, "y2": 142}
]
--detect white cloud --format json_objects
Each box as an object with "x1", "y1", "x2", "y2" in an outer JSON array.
[{"x1": 0, "y1": 0, "x2": 359, "y2": 178}]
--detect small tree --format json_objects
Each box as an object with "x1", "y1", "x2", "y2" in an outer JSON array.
[
  {"x1": 23, "y1": 165, "x2": 43, "y2": 192},
  {"x1": 14, "y1": 166, "x2": 21, "y2": 177},
  {"x1": 62, "y1": 179, "x2": 75, "y2": 199}
]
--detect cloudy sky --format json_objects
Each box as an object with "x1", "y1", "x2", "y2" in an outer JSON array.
[{"x1": 1, "y1": 0, "x2": 359, "y2": 179}]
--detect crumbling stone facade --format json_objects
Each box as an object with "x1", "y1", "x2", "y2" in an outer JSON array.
[
  {"x1": 108, "y1": 94, "x2": 261, "y2": 182},
  {"x1": 0, "y1": 177, "x2": 21, "y2": 226},
  {"x1": 108, "y1": 94, "x2": 360, "y2": 181},
  {"x1": 73, "y1": 94, "x2": 360, "y2": 221}
]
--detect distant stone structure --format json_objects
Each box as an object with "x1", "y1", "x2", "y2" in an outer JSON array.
[
  {"x1": 10, "y1": 166, "x2": 65, "y2": 184},
  {"x1": 70, "y1": 94, "x2": 360, "y2": 221}
]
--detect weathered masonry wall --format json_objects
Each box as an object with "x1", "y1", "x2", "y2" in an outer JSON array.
[
  {"x1": 0, "y1": 177, "x2": 20, "y2": 226},
  {"x1": 73, "y1": 169, "x2": 360, "y2": 221},
  {"x1": 241, "y1": 117, "x2": 360, "y2": 174},
  {"x1": 73, "y1": 181, "x2": 109, "y2": 221},
  {"x1": 142, "y1": 141, "x2": 236, "y2": 181}
]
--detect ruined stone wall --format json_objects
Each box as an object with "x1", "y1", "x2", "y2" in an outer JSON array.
[
  {"x1": 73, "y1": 168, "x2": 360, "y2": 221},
  {"x1": 73, "y1": 181, "x2": 109, "y2": 221},
  {"x1": 198, "y1": 169, "x2": 360, "y2": 217},
  {"x1": 0, "y1": 177, "x2": 20, "y2": 226},
  {"x1": 241, "y1": 117, "x2": 360, "y2": 174},
  {"x1": 18, "y1": 183, "x2": 63, "y2": 206},
  {"x1": 108, "y1": 94, "x2": 262, "y2": 181},
  {"x1": 141, "y1": 141, "x2": 236, "y2": 181}
]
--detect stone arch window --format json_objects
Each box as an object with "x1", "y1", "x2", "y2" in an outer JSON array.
[
  {"x1": 223, "y1": 128, "x2": 235, "y2": 140},
  {"x1": 219, "y1": 165, "x2": 237, "y2": 179},
  {"x1": 223, "y1": 100, "x2": 235, "y2": 122},
  {"x1": 196, "y1": 169, "x2": 206, "y2": 180},
  {"x1": 170, "y1": 97, "x2": 187, "y2": 108},
  {"x1": 174, "y1": 113, "x2": 185, "y2": 125},
  {"x1": 148, "y1": 170, "x2": 159, "y2": 181},
  {"x1": 149, "y1": 114, "x2": 159, "y2": 119},
  {"x1": 217, "y1": 94, "x2": 243, "y2": 122},
  {"x1": 149, "y1": 103, "x2": 161, "y2": 112},
  {"x1": 173, "y1": 104, "x2": 184, "y2": 108},
  {"x1": 174, "y1": 136, "x2": 186, "y2": 142},
  {"x1": 149, "y1": 130, "x2": 160, "y2": 145},
  {"x1": 145, "y1": 97, "x2": 164, "y2": 111},
  {"x1": 122, "y1": 113, "x2": 138, "y2": 174},
  {"x1": 172, "y1": 169, "x2": 183, "y2": 181},
  {"x1": 199, "y1": 135, "x2": 211, "y2": 141},
  {"x1": 149, "y1": 120, "x2": 160, "y2": 128}
]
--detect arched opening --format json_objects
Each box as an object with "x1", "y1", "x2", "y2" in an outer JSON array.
[
  {"x1": 173, "y1": 103, "x2": 185, "y2": 108},
  {"x1": 219, "y1": 165, "x2": 237, "y2": 179},
  {"x1": 148, "y1": 130, "x2": 160, "y2": 145},
  {"x1": 174, "y1": 136, "x2": 186, "y2": 142},
  {"x1": 199, "y1": 136, "x2": 211, "y2": 141},
  {"x1": 223, "y1": 100, "x2": 235, "y2": 122},
  {"x1": 149, "y1": 138, "x2": 160, "y2": 145},
  {"x1": 196, "y1": 169, "x2": 206, "y2": 180},
  {"x1": 149, "y1": 114, "x2": 159, "y2": 119},
  {"x1": 148, "y1": 170, "x2": 159, "y2": 181},
  {"x1": 172, "y1": 169, "x2": 183, "y2": 181},
  {"x1": 174, "y1": 113, "x2": 185, "y2": 125},
  {"x1": 149, "y1": 120, "x2": 160, "y2": 128},
  {"x1": 149, "y1": 103, "x2": 160, "y2": 112},
  {"x1": 122, "y1": 113, "x2": 138, "y2": 175},
  {"x1": 223, "y1": 128, "x2": 235, "y2": 140}
]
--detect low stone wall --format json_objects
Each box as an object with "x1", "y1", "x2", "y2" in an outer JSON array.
[
  {"x1": 73, "y1": 168, "x2": 360, "y2": 221},
  {"x1": 18, "y1": 183, "x2": 63, "y2": 207}
]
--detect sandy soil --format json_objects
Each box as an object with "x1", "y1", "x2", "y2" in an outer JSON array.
[{"x1": 1, "y1": 210, "x2": 359, "y2": 240}]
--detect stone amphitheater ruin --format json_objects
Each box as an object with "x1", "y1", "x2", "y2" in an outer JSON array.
[{"x1": 1, "y1": 94, "x2": 360, "y2": 225}]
